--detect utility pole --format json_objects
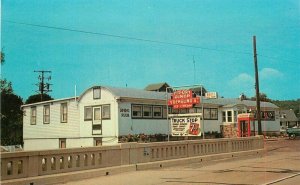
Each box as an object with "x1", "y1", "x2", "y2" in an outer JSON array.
[
  {"x1": 34, "y1": 70, "x2": 52, "y2": 101},
  {"x1": 253, "y1": 36, "x2": 262, "y2": 135}
]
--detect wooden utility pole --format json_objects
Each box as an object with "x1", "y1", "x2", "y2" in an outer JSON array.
[
  {"x1": 34, "y1": 70, "x2": 52, "y2": 101},
  {"x1": 253, "y1": 36, "x2": 262, "y2": 135}
]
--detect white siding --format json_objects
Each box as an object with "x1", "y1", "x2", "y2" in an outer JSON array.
[
  {"x1": 66, "y1": 138, "x2": 93, "y2": 148},
  {"x1": 118, "y1": 102, "x2": 169, "y2": 135},
  {"x1": 23, "y1": 100, "x2": 79, "y2": 139},
  {"x1": 23, "y1": 99, "x2": 80, "y2": 150},
  {"x1": 251, "y1": 111, "x2": 281, "y2": 133},
  {"x1": 24, "y1": 139, "x2": 59, "y2": 151},
  {"x1": 79, "y1": 87, "x2": 118, "y2": 141}
]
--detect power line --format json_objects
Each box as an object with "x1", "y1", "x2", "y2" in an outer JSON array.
[
  {"x1": 4, "y1": 20, "x2": 252, "y2": 55},
  {"x1": 3, "y1": 20, "x2": 298, "y2": 64},
  {"x1": 258, "y1": 55, "x2": 299, "y2": 64}
]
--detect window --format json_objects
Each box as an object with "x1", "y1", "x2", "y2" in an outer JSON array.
[
  {"x1": 211, "y1": 109, "x2": 218, "y2": 120},
  {"x1": 172, "y1": 108, "x2": 179, "y2": 114},
  {"x1": 59, "y1": 139, "x2": 66, "y2": 149},
  {"x1": 94, "y1": 108, "x2": 101, "y2": 120},
  {"x1": 163, "y1": 106, "x2": 168, "y2": 118},
  {"x1": 153, "y1": 106, "x2": 162, "y2": 118},
  {"x1": 132, "y1": 105, "x2": 142, "y2": 118},
  {"x1": 179, "y1": 109, "x2": 188, "y2": 114},
  {"x1": 227, "y1": 111, "x2": 232, "y2": 122},
  {"x1": 93, "y1": 88, "x2": 101, "y2": 99},
  {"x1": 143, "y1": 105, "x2": 152, "y2": 118},
  {"x1": 30, "y1": 107, "x2": 36, "y2": 125},
  {"x1": 61, "y1": 103, "x2": 68, "y2": 123},
  {"x1": 102, "y1": 105, "x2": 110, "y2": 119},
  {"x1": 94, "y1": 138, "x2": 102, "y2": 146},
  {"x1": 84, "y1": 107, "x2": 93, "y2": 121},
  {"x1": 234, "y1": 111, "x2": 238, "y2": 122},
  {"x1": 204, "y1": 108, "x2": 218, "y2": 120},
  {"x1": 43, "y1": 105, "x2": 50, "y2": 124},
  {"x1": 204, "y1": 108, "x2": 211, "y2": 119},
  {"x1": 189, "y1": 108, "x2": 196, "y2": 113},
  {"x1": 222, "y1": 111, "x2": 226, "y2": 122},
  {"x1": 93, "y1": 125, "x2": 102, "y2": 130}
]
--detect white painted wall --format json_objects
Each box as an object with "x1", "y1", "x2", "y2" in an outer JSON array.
[
  {"x1": 78, "y1": 87, "x2": 118, "y2": 143},
  {"x1": 24, "y1": 139, "x2": 59, "y2": 151},
  {"x1": 23, "y1": 99, "x2": 80, "y2": 150},
  {"x1": 202, "y1": 120, "x2": 222, "y2": 133},
  {"x1": 23, "y1": 99, "x2": 79, "y2": 139},
  {"x1": 118, "y1": 102, "x2": 169, "y2": 135},
  {"x1": 251, "y1": 110, "x2": 281, "y2": 133},
  {"x1": 66, "y1": 138, "x2": 93, "y2": 148}
]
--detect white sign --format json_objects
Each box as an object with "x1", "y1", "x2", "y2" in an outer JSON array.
[
  {"x1": 205, "y1": 92, "x2": 218, "y2": 99},
  {"x1": 170, "y1": 114, "x2": 201, "y2": 136}
]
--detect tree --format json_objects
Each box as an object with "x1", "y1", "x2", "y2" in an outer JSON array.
[
  {"x1": 25, "y1": 94, "x2": 53, "y2": 104},
  {"x1": 1, "y1": 78, "x2": 13, "y2": 94},
  {"x1": 251, "y1": 93, "x2": 271, "y2": 102},
  {"x1": 0, "y1": 51, "x2": 5, "y2": 64},
  {"x1": 1, "y1": 80, "x2": 24, "y2": 145}
]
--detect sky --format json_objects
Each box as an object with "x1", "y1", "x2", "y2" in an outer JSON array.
[{"x1": 1, "y1": 0, "x2": 300, "y2": 101}]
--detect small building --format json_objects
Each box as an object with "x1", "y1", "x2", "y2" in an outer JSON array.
[
  {"x1": 144, "y1": 82, "x2": 171, "y2": 92},
  {"x1": 22, "y1": 85, "x2": 280, "y2": 151},
  {"x1": 279, "y1": 109, "x2": 299, "y2": 128}
]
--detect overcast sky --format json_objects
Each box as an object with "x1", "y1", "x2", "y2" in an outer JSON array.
[{"x1": 1, "y1": 0, "x2": 299, "y2": 101}]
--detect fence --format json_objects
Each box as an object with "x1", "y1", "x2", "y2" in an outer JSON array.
[{"x1": 1, "y1": 136, "x2": 264, "y2": 181}]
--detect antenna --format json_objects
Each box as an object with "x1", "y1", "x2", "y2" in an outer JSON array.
[
  {"x1": 193, "y1": 55, "x2": 196, "y2": 84},
  {"x1": 75, "y1": 84, "x2": 77, "y2": 100},
  {"x1": 34, "y1": 70, "x2": 52, "y2": 101}
]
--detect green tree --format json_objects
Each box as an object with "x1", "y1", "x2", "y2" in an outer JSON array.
[
  {"x1": 0, "y1": 51, "x2": 5, "y2": 64},
  {"x1": 25, "y1": 94, "x2": 53, "y2": 104},
  {"x1": 251, "y1": 93, "x2": 271, "y2": 102},
  {"x1": 1, "y1": 80, "x2": 24, "y2": 145}
]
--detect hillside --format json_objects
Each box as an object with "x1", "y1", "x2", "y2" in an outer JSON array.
[{"x1": 272, "y1": 99, "x2": 300, "y2": 118}]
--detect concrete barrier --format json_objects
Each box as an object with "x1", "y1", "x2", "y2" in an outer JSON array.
[{"x1": 0, "y1": 136, "x2": 264, "y2": 185}]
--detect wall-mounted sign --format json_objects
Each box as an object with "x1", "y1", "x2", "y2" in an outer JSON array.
[
  {"x1": 255, "y1": 111, "x2": 275, "y2": 121},
  {"x1": 120, "y1": 108, "x2": 130, "y2": 117},
  {"x1": 168, "y1": 90, "x2": 200, "y2": 109},
  {"x1": 205, "y1": 92, "x2": 218, "y2": 99},
  {"x1": 170, "y1": 114, "x2": 202, "y2": 136}
]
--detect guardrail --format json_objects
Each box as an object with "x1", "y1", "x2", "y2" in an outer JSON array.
[{"x1": 0, "y1": 136, "x2": 264, "y2": 181}]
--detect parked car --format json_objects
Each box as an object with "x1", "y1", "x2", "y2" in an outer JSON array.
[{"x1": 286, "y1": 126, "x2": 300, "y2": 139}]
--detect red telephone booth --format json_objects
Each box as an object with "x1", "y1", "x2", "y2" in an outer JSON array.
[{"x1": 237, "y1": 113, "x2": 254, "y2": 137}]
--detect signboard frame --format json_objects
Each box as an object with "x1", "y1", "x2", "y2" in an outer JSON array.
[
  {"x1": 166, "y1": 84, "x2": 205, "y2": 141},
  {"x1": 169, "y1": 113, "x2": 202, "y2": 137}
]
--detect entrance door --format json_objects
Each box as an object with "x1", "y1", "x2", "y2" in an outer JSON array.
[
  {"x1": 92, "y1": 107, "x2": 102, "y2": 135},
  {"x1": 240, "y1": 121, "x2": 248, "y2": 137}
]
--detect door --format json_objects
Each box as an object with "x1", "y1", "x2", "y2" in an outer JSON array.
[
  {"x1": 92, "y1": 107, "x2": 102, "y2": 135},
  {"x1": 240, "y1": 121, "x2": 248, "y2": 137}
]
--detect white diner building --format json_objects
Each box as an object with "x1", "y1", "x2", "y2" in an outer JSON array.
[{"x1": 22, "y1": 85, "x2": 280, "y2": 151}]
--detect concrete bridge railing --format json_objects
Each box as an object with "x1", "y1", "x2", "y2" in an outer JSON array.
[{"x1": 0, "y1": 136, "x2": 264, "y2": 181}]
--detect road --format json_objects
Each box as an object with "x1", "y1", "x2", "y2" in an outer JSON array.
[{"x1": 58, "y1": 138, "x2": 300, "y2": 185}]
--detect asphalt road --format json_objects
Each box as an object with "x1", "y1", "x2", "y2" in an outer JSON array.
[{"x1": 59, "y1": 138, "x2": 300, "y2": 185}]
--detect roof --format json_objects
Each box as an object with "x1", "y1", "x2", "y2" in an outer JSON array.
[
  {"x1": 144, "y1": 82, "x2": 170, "y2": 91},
  {"x1": 78, "y1": 85, "x2": 168, "y2": 101},
  {"x1": 203, "y1": 98, "x2": 279, "y2": 109},
  {"x1": 23, "y1": 85, "x2": 279, "y2": 110},
  {"x1": 21, "y1": 97, "x2": 78, "y2": 108},
  {"x1": 106, "y1": 86, "x2": 168, "y2": 100},
  {"x1": 279, "y1": 110, "x2": 298, "y2": 122}
]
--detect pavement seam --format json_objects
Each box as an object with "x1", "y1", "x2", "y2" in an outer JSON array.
[{"x1": 261, "y1": 172, "x2": 300, "y2": 185}]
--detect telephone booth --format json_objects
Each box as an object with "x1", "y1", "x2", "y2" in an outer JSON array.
[{"x1": 237, "y1": 113, "x2": 254, "y2": 137}]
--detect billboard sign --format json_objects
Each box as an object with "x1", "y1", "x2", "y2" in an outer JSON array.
[
  {"x1": 168, "y1": 90, "x2": 200, "y2": 109},
  {"x1": 170, "y1": 114, "x2": 201, "y2": 136},
  {"x1": 205, "y1": 92, "x2": 218, "y2": 99}
]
